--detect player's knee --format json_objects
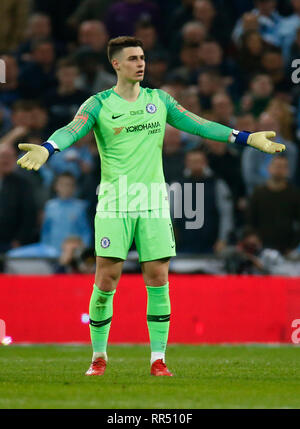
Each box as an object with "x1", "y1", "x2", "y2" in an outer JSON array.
[
  {"x1": 95, "y1": 271, "x2": 120, "y2": 291},
  {"x1": 145, "y1": 273, "x2": 168, "y2": 286}
]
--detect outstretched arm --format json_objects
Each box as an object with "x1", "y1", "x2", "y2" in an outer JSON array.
[
  {"x1": 157, "y1": 89, "x2": 286, "y2": 154},
  {"x1": 17, "y1": 96, "x2": 102, "y2": 171}
]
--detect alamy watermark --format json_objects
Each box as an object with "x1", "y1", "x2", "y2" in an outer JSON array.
[
  {"x1": 291, "y1": 59, "x2": 300, "y2": 84},
  {"x1": 95, "y1": 176, "x2": 204, "y2": 230},
  {"x1": 0, "y1": 59, "x2": 6, "y2": 83},
  {"x1": 291, "y1": 319, "x2": 300, "y2": 344}
]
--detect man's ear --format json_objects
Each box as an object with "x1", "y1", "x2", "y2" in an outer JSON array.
[{"x1": 111, "y1": 58, "x2": 120, "y2": 71}]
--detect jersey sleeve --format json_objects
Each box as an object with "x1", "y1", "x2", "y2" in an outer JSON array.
[
  {"x1": 157, "y1": 89, "x2": 232, "y2": 143},
  {"x1": 47, "y1": 95, "x2": 102, "y2": 151}
]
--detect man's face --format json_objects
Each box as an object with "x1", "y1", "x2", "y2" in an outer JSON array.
[
  {"x1": 242, "y1": 234, "x2": 262, "y2": 254},
  {"x1": 251, "y1": 75, "x2": 273, "y2": 98},
  {"x1": 212, "y1": 94, "x2": 233, "y2": 118},
  {"x1": 55, "y1": 176, "x2": 75, "y2": 199},
  {"x1": 28, "y1": 15, "x2": 51, "y2": 39},
  {"x1": 268, "y1": 157, "x2": 289, "y2": 181},
  {"x1": 79, "y1": 22, "x2": 107, "y2": 51},
  {"x1": 185, "y1": 152, "x2": 207, "y2": 176},
  {"x1": 33, "y1": 43, "x2": 54, "y2": 66},
  {"x1": 57, "y1": 66, "x2": 78, "y2": 88},
  {"x1": 199, "y1": 42, "x2": 222, "y2": 66},
  {"x1": 112, "y1": 47, "x2": 145, "y2": 83}
]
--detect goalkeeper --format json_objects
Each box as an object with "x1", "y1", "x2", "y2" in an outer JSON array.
[{"x1": 17, "y1": 36, "x2": 285, "y2": 377}]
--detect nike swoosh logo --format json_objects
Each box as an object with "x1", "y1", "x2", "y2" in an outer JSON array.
[{"x1": 112, "y1": 114, "x2": 125, "y2": 119}]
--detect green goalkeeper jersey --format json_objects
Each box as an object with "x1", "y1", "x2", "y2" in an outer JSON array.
[{"x1": 48, "y1": 86, "x2": 233, "y2": 212}]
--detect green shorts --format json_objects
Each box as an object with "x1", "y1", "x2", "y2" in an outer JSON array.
[{"x1": 95, "y1": 209, "x2": 176, "y2": 262}]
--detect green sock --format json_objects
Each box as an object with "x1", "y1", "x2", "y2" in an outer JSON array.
[
  {"x1": 146, "y1": 283, "x2": 171, "y2": 353},
  {"x1": 89, "y1": 284, "x2": 116, "y2": 353}
]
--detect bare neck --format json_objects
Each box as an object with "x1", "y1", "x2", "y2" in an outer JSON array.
[{"x1": 114, "y1": 78, "x2": 140, "y2": 102}]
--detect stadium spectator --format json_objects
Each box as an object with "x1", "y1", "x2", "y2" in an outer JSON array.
[
  {"x1": 44, "y1": 58, "x2": 90, "y2": 130},
  {"x1": 0, "y1": 54, "x2": 24, "y2": 108},
  {"x1": 278, "y1": 0, "x2": 300, "y2": 63},
  {"x1": 134, "y1": 20, "x2": 165, "y2": 58},
  {"x1": 54, "y1": 236, "x2": 85, "y2": 273},
  {"x1": 143, "y1": 52, "x2": 169, "y2": 88},
  {"x1": 105, "y1": 0, "x2": 162, "y2": 39},
  {"x1": 162, "y1": 125, "x2": 185, "y2": 185},
  {"x1": 198, "y1": 39, "x2": 240, "y2": 96},
  {"x1": 260, "y1": 47, "x2": 292, "y2": 94},
  {"x1": 28, "y1": 102, "x2": 53, "y2": 141},
  {"x1": 182, "y1": 21, "x2": 207, "y2": 46},
  {"x1": 246, "y1": 155, "x2": 300, "y2": 254},
  {"x1": 239, "y1": 74, "x2": 274, "y2": 117},
  {"x1": 41, "y1": 172, "x2": 92, "y2": 254},
  {"x1": 169, "y1": 21, "x2": 207, "y2": 66},
  {"x1": 173, "y1": 148, "x2": 234, "y2": 254},
  {"x1": 77, "y1": 20, "x2": 108, "y2": 55},
  {"x1": 74, "y1": 48, "x2": 116, "y2": 95},
  {"x1": 0, "y1": 0, "x2": 30, "y2": 52},
  {"x1": 237, "y1": 30, "x2": 270, "y2": 86},
  {"x1": 0, "y1": 100, "x2": 33, "y2": 149},
  {"x1": 0, "y1": 144, "x2": 37, "y2": 253},
  {"x1": 172, "y1": 44, "x2": 201, "y2": 85},
  {"x1": 73, "y1": 20, "x2": 112, "y2": 73},
  {"x1": 210, "y1": 92, "x2": 236, "y2": 128},
  {"x1": 232, "y1": 0, "x2": 283, "y2": 47},
  {"x1": 242, "y1": 111, "x2": 298, "y2": 195},
  {"x1": 16, "y1": 13, "x2": 62, "y2": 65},
  {"x1": 42, "y1": 136, "x2": 94, "y2": 187},
  {"x1": 196, "y1": 70, "x2": 223, "y2": 111},
  {"x1": 67, "y1": 0, "x2": 112, "y2": 31},
  {"x1": 19, "y1": 39, "x2": 57, "y2": 99},
  {"x1": 33, "y1": 0, "x2": 82, "y2": 42},
  {"x1": 192, "y1": 0, "x2": 231, "y2": 48},
  {"x1": 168, "y1": 0, "x2": 196, "y2": 39},
  {"x1": 266, "y1": 97, "x2": 294, "y2": 141},
  {"x1": 223, "y1": 227, "x2": 287, "y2": 275},
  {"x1": 203, "y1": 137, "x2": 245, "y2": 205}
]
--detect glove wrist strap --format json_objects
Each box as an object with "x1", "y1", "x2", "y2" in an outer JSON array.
[
  {"x1": 42, "y1": 141, "x2": 59, "y2": 157},
  {"x1": 230, "y1": 130, "x2": 250, "y2": 146}
]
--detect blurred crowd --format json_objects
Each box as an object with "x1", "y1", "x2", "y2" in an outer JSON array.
[{"x1": 1, "y1": 0, "x2": 300, "y2": 275}]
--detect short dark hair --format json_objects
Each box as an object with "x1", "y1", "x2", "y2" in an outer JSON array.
[{"x1": 107, "y1": 36, "x2": 144, "y2": 62}]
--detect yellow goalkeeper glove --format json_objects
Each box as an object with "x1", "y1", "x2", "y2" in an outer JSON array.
[
  {"x1": 246, "y1": 131, "x2": 286, "y2": 154},
  {"x1": 17, "y1": 143, "x2": 52, "y2": 170},
  {"x1": 231, "y1": 130, "x2": 286, "y2": 154}
]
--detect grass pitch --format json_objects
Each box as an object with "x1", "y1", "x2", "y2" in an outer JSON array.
[{"x1": 0, "y1": 344, "x2": 300, "y2": 409}]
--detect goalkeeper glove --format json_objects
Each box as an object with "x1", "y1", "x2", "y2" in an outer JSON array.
[
  {"x1": 231, "y1": 130, "x2": 286, "y2": 154},
  {"x1": 17, "y1": 142, "x2": 57, "y2": 170}
]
